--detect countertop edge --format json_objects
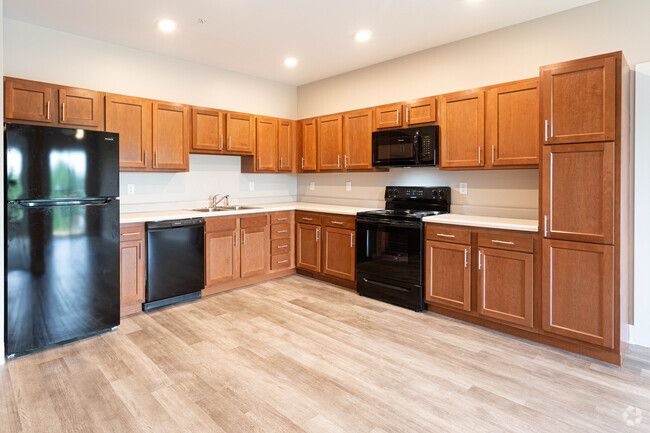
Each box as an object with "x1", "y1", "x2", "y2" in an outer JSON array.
[{"x1": 422, "y1": 216, "x2": 539, "y2": 233}]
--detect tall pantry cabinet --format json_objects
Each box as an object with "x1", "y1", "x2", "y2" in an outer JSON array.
[{"x1": 539, "y1": 52, "x2": 630, "y2": 363}]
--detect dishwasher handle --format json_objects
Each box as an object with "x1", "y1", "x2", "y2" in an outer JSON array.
[{"x1": 146, "y1": 218, "x2": 205, "y2": 231}]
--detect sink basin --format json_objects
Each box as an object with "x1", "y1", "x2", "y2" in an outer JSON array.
[{"x1": 189, "y1": 205, "x2": 261, "y2": 212}]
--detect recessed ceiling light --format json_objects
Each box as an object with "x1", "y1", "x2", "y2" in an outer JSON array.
[
  {"x1": 284, "y1": 57, "x2": 298, "y2": 68},
  {"x1": 355, "y1": 30, "x2": 372, "y2": 42},
  {"x1": 157, "y1": 19, "x2": 177, "y2": 33}
]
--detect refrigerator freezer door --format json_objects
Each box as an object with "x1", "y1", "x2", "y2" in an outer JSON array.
[
  {"x1": 5, "y1": 199, "x2": 120, "y2": 357},
  {"x1": 5, "y1": 123, "x2": 119, "y2": 201}
]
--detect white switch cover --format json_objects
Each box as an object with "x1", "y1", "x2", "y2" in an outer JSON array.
[
  {"x1": 459, "y1": 182, "x2": 468, "y2": 195},
  {"x1": 249, "y1": 181, "x2": 255, "y2": 191},
  {"x1": 345, "y1": 181, "x2": 352, "y2": 192},
  {"x1": 309, "y1": 181, "x2": 315, "y2": 191},
  {"x1": 127, "y1": 184, "x2": 135, "y2": 195}
]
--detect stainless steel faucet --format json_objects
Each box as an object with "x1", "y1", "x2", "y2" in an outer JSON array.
[{"x1": 211, "y1": 194, "x2": 230, "y2": 208}]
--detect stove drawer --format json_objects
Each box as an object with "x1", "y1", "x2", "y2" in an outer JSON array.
[{"x1": 425, "y1": 224, "x2": 470, "y2": 245}]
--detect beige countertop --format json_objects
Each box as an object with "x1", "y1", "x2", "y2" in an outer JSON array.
[
  {"x1": 422, "y1": 214, "x2": 538, "y2": 232},
  {"x1": 120, "y1": 202, "x2": 378, "y2": 224}
]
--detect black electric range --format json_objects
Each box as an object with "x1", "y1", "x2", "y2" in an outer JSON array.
[{"x1": 356, "y1": 186, "x2": 451, "y2": 311}]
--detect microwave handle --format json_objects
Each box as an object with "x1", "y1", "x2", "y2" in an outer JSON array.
[{"x1": 414, "y1": 133, "x2": 421, "y2": 164}]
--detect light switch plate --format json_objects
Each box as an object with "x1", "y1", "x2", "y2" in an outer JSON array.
[
  {"x1": 309, "y1": 181, "x2": 315, "y2": 191},
  {"x1": 127, "y1": 184, "x2": 135, "y2": 195},
  {"x1": 249, "y1": 181, "x2": 255, "y2": 191},
  {"x1": 345, "y1": 181, "x2": 352, "y2": 192},
  {"x1": 459, "y1": 182, "x2": 468, "y2": 195}
]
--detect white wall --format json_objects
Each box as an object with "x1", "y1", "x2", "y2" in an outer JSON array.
[{"x1": 3, "y1": 19, "x2": 299, "y2": 211}]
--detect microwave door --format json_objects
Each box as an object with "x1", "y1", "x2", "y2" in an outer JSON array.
[{"x1": 374, "y1": 133, "x2": 417, "y2": 166}]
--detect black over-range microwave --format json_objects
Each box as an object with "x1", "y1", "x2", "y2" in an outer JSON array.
[{"x1": 372, "y1": 125, "x2": 439, "y2": 167}]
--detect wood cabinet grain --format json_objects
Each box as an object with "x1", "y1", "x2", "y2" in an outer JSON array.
[
  {"x1": 424, "y1": 240, "x2": 471, "y2": 311},
  {"x1": 105, "y1": 94, "x2": 152, "y2": 170},
  {"x1": 318, "y1": 114, "x2": 343, "y2": 170},
  {"x1": 439, "y1": 90, "x2": 485, "y2": 168},
  {"x1": 205, "y1": 229, "x2": 240, "y2": 285},
  {"x1": 191, "y1": 107, "x2": 224, "y2": 154},
  {"x1": 322, "y1": 226, "x2": 355, "y2": 281},
  {"x1": 374, "y1": 103, "x2": 403, "y2": 129},
  {"x1": 4, "y1": 78, "x2": 54, "y2": 123},
  {"x1": 300, "y1": 118, "x2": 318, "y2": 171},
  {"x1": 296, "y1": 223, "x2": 321, "y2": 272},
  {"x1": 404, "y1": 97, "x2": 437, "y2": 126},
  {"x1": 152, "y1": 102, "x2": 189, "y2": 171},
  {"x1": 278, "y1": 119, "x2": 295, "y2": 172},
  {"x1": 226, "y1": 112, "x2": 254, "y2": 154},
  {"x1": 256, "y1": 116, "x2": 278, "y2": 172},
  {"x1": 343, "y1": 108, "x2": 373, "y2": 170},
  {"x1": 240, "y1": 225, "x2": 268, "y2": 278}
]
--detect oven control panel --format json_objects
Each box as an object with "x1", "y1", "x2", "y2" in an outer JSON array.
[{"x1": 385, "y1": 186, "x2": 451, "y2": 203}]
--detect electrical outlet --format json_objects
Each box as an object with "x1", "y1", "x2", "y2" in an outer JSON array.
[
  {"x1": 249, "y1": 181, "x2": 255, "y2": 191},
  {"x1": 345, "y1": 181, "x2": 352, "y2": 192},
  {"x1": 459, "y1": 182, "x2": 468, "y2": 195},
  {"x1": 309, "y1": 181, "x2": 315, "y2": 191},
  {"x1": 127, "y1": 184, "x2": 135, "y2": 195}
]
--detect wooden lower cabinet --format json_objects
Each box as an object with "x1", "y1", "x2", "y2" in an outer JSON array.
[
  {"x1": 296, "y1": 223, "x2": 321, "y2": 272},
  {"x1": 322, "y1": 226, "x2": 355, "y2": 281},
  {"x1": 119, "y1": 223, "x2": 145, "y2": 317},
  {"x1": 542, "y1": 239, "x2": 614, "y2": 348},
  {"x1": 478, "y1": 247, "x2": 533, "y2": 328},
  {"x1": 424, "y1": 240, "x2": 471, "y2": 311},
  {"x1": 205, "y1": 229, "x2": 239, "y2": 285},
  {"x1": 240, "y1": 225, "x2": 268, "y2": 278}
]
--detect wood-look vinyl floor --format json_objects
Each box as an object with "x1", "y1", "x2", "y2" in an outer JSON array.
[{"x1": 1, "y1": 275, "x2": 649, "y2": 433}]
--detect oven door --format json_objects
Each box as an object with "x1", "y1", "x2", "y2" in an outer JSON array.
[
  {"x1": 372, "y1": 130, "x2": 418, "y2": 166},
  {"x1": 356, "y1": 217, "x2": 423, "y2": 308}
]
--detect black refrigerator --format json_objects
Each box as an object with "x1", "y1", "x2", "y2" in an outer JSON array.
[{"x1": 4, "y1": 123, "x2": 120, "y2": 359}]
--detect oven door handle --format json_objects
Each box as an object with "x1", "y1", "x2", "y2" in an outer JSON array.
[
  {"x1": 361, "y1": 277, "x2": 411, "y2": 293},
  {"x1": 356, "y1": 217, "x2": 421, "y2": 228}
]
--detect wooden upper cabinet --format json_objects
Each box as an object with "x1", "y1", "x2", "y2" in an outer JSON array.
[
  {"x1": 318, "y1": 114, "x2": 343, "y2": 171},
  {"x1": 374, "y1": 103, "x2": 403, "y2": 129},
  {"x1": 405, "y1": 97, "x2": 437, "y2": 126},
  {"x1": 478, "y1": 247, "x2": 533, "y2": 328},
  {"x1": 226, "y1": 112, "x2": 254, "y2": 154},
  {"x1": 240, "y1": 225, "x2": 268, "y2": 278},
  {"x1": 191, "y1": 107, "x2": 224, "y2": 154},
  {"x1": 439, "y1": 90, "x2": 485, "y2": 169},
  {"x1": 322, "y1": 227, "x2": 355, "y2": 281},
  {"x1": 343, "y1": 108, "x2": 373, "y2": 170},
  {"x1": 152, "y1": 102, "x2": 190, "y2": 171},
  {"x1": 300, "y1": 118, "x2": 318, "y2": 171},
  {"x1": 256, "y1": 116, "x2": 278, "y2": 172},
  {"x1": 541, "y1": 55, "x2": 616, "y2": 144},
  {"x1": 58, "y1": 88, "x2": 102, "y2": 128},
  {"x1": 278, "y1": 119, "x2": 295, "y2": 172},
  {"x1": 296, "y1": 223, "x2": 321, "y2": 272},
  {"x1": 105, "y1": 94, "x2": 152, "y2": 171},
  {"x1": 543, "y1": 239, "x2": 614, "y2": 348},
  {"x1": 486, "y1": 79, "x2": 539, "y2": 168},
  {"x1": 542, "y1": 142, "x2": 614, "y2": 244},
  {"x1": 5, "y1": 78, "x2": 54, "y2": 123},
  {"x1": 425, "y1": 240, "x2": 471, "y2": 311}
]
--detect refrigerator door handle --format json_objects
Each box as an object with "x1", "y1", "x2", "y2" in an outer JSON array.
[{"x1": 13, "y1": 198, "x2": 115, "y2": 207}]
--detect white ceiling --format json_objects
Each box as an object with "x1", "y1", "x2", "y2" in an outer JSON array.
[{"x1": 4, "y1": 0, "x2": 598, "y2": 86}]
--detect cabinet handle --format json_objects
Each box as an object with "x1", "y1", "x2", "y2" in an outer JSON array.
[
  {"x1": 280, "y1": 157, "x2": 283, "y2": 169},
  {"x1": 155, "y1": 152, "x2": 158, "y2": 167},
  {"x1": 406, "y1": 107, "x2": 409, "y2": 123},
  {"x1": 544, "y1": 120, "x2": 549, "y2": 142},
  {"x1": 242, "y1": 230, "x2": 246, "y2": 245},
  {"x1": 464, "y1": 249, "x2": 468, "y2": 268},
  {"x1": 234, "y1": 232, "x2": 238, "y2": 247},
  {"x1": 478, "y1": 147, "x2": 482, "y2": 165},
  {"x1": 277, "y1": 259, "x2": 289, "y2": 264},
  {"x1": 301, "y1": 157, "x2": 305, "y2": 169},
  {"x1": 144, "y1": 150, "x2": 147, "y2": 165},
  {"x1": 331, "y1": 221, "x2": 343, "y2": 225},
  {"x1": 258, "y1": 157, "x2": 262, "y2": 169},
  {"x1": 277, "y1": 230, "x2": 288, "y2": 234},
  {"x1": 315, "y1": 228, "x2": 319, "y2": 242},
  {"x1": 344, "y1": 155, "x2": 348, "y2": 168},
  {"x1": 491, "y1": 240, "x2": 515, "y2": 245},
  {"x1": 396, "y1": 109, "x2": 400, "y2": 123},
  {"x1": 61, "y1": 103, "x2": 65, "y2": 121},
  {"x1": 492, "y1": 146, "x2": 495, "y2": 164},
  {"x1": 436, "y1": 233, "x2": 455, "y2": 238},
  {"x1": 276, "y1": 217, "x2": 288, "y2": 221},
  {"x1": 544, "y1": 215, "x2": 548, "y2": 237},
  {"x1": 337, "y1": 154, "x2": 341, "y2": 168},
  {"x1": 46, "y1": 101, "x2": 50, "y2": 120},
  {"x1": 302, "y1": 217, "x2": 313, "y2": 221},
  {"x1": 228, "y1": 136, "x2": 232, "y2": 149},
  {"x1": 121, "y1": 232, "x2": 141, "y2": 236},
  {"x1": 138, "y1": 243, "x2": 142, "y2": 260},
  {"x1": 277, "y1": 245, "x2": 288, "y2": 249},
  {"x1": 220, "y1": 135, "x2": 223, "y2": 150},
  {"x1": 478, "y1": 250, "x2": 482, "y2": 270},
  {"x1": 350, "y1": 232, "x2": 354, "y2": 248}
]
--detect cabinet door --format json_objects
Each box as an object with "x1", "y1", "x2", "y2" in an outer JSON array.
[
  {"x1": 424, "y1": 241, "x2": 471, "y2": 311},
  {"x1": 191, "y1": 107, "x2": 224, "y2": 154},
  {"x1": 405, "y1": 97, "x2": 437, "y2": 126},
  {"x1": 486, "y1": 80, "x2": 539, "y2": 167},
  {"x1": 318, "y1": 114, "x2": 343, "y2": 171},
  {"x1": 278, "y1": 119, "x2": 295, "y2": 172},
  {"x1": 542, "y1": 239, "x2": 614, "y2": 348},
  {"x1": 206, "y1": 230, "x2": 240, "y2": 285},
  {"x1": 152, "y1": 102, "x2": 189, "y2": 171},
  {"x1": 374, "y1": 103, "x2": 402, "y2": 129},
  {"x1": 322, "y1": 227, "x2": 355, "y2": 281},
  {"x1": 300, "y1": 118, "x2": 318, "y2": 171},
  {"x1": 59, "y1": 88, "x2": 102, "y2": 128},
  {"x1": 226, "y1": 112, "x2": 254, "y2": 154},
  {"x1": 256, "y1": 116, "x2": 278, "y2": 172},
  {"x1": 105, "y1": 94, "x2": 152, "y2": 170},
  {"x1": 120, "y1": 239, "x2": 145, "y2": 305},
  {"x1": 296, "y1": 223, "x2": 321, "y2": 272},
  {"x1": 343, "y1": 109, "x2": 373, "y2": 170},
  {"x1": 541, "y1": 56, "x2": 616, "y2": 144},
  {"x1": 4, "y1": 78, "x2": 54, "y2": 123},
  {"x1": 241, "y1": 226, "x2": 268, "y2": 278},
  {"x1": 542, "y1": 142, "x2": 614, "y2": 244},
  {"x1": 439, "y1": 90, "x2": 485, "y2": 168},
  {"x1": 478, "y1": 247, "x2": 533, "y2": 328}
]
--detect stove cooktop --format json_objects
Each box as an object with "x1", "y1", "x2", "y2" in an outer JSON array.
[
  {"x1": 357, "y1": 186, "x2": 451, "y2": 221},
  {"x1": 357, "y1": 209, "x2": 447, "y2": 220}
]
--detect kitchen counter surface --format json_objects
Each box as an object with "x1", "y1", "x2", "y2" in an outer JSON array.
[
  {"x1": 120, "y1": 202, "x2": 378, "y2": 224},
  {"x1": 423, "y1": 214, "x2": 539, "y2": 232}
]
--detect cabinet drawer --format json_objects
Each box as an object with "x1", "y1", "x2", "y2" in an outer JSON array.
[
  {"x1": 323, "y1": 214, "x2": 355, "y2": 229},
  {"x1": 478, "y1": 232, "x2": 534, "y2": 253},
  {"x1": 271, "y1": 253, "x2": 292, "y2": 271},
  {"x1": 205, "y1": 217, "x2": 237, "y2": 233},
  {"x1": 271, "y1": 239, "x2": 291, "y2": 255},
  {"x1": 296, "y1": 211, "x2": 321, "y2": 225},
  {"x1": 271, "y1": 224, "x2": 291, "y2": 239},
  {"x1": 240, "y1": 214, "x2": 268, "y2": 228},
  {"x1": 120, "y1": 223, "x2": 145, "y2": 241},
  {"x1": 425, "y1": 225, "x2": 471, "y2": 245},
  {"x1": 270, "y1": 211, "x2": 292, "y2": 225}
]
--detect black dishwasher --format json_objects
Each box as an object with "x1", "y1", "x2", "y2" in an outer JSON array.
[{"x1": 144, "y1": 218, "x2": 205, "y2": 311}]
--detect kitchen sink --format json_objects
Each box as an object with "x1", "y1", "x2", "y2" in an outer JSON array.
[{"x1": 189, "y1": 205, "x2": 261, "y2": 212}]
